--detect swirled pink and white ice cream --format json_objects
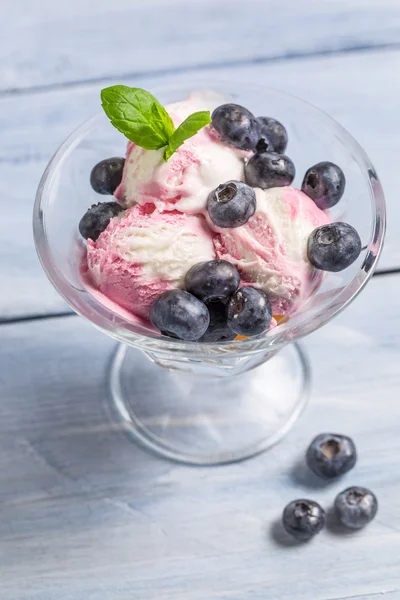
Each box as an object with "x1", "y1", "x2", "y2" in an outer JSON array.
[
  {"x1": 115, "y1": 92, "x2": 247, "y2": 215},
  {"x1": 213, "y1": 187, "x2": 330, "y2": 315},
  {"x1": 87, "y1": 204, "x2": 215, "y2": 319}
]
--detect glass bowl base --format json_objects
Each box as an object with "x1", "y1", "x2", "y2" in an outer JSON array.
[{"x1": 109, "y1": 343, "x2": 311, "y2": 466}]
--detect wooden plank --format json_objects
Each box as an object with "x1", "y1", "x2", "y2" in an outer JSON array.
[
  {"x1": 2, "y1": 0, "x2": 400, "y2": 92},
  {"x1": 1, "y1": 48, "x2": 398, "y2": 320},
  {"x1": 1, "y1": 274, "x2": 400, "y2": 599}
]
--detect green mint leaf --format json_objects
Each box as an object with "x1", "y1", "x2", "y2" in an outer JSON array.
[
  {"x1": 164, "y1": 111, "x2": 211, "y2": 160},
  {"x1": 101, "y1": 85, "x2": 175, "y2": 150}
]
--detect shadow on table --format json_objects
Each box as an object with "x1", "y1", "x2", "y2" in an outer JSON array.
[
  {"x1": 290, "y1": 458, "x2": 338, "y2": 490},
  {"x1": 23, "y1": 341, "x2": 172, "y2": 494},
  {"x1": 268, "y1": 519, "x2": 304, "y2": 548}
]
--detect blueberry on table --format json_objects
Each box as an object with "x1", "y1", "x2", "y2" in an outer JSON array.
[
  {"x1": 335, "y1": 487, "x2": 378, "y2": 530},
  {"x1": 150, "y1": 290, "x2": 210, "y2": 341},
  {"x1": 256, "y1": 116, "x2": 288, "y2": 154},
  {"x1": 282, "y1": 499, "x2": 326, "y2": 541},
  {"x1": 307, "y1": 222, "x2": 362, "y2": 272},
  {"x1": 79, "y1": 202, "x2": 124, "y2": 241},
  {"x1": 211, "y1": 103, "x2": 260, "y2": 150},
  {"x1": 185, "y1": 260, "x2": 240, "y2": 303},
  {"x1": 306, "y1": 433, "x2": 357, "y2": 479},
  {"x1": 198, "y1": 302, "x2": 237, "y2": 342},
  {"x1": 244, "y1": 152, "x2": 295, "y2": 189},
  {"x1": 302, "y1": 161, "x2": 346, "y2": 210},
  {"x1": 207, "y1": 181, "x2": 256, "y2": 228},
  {"x1": 90, "y1": 157, "x2": 125, "y2": 195},
  {"x1": 227, "y1": 287, "x2": 272, "y2": 337}
]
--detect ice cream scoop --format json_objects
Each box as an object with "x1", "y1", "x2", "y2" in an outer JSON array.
[
  {"x1": 86, "y1": 204, "x2": 215, "y2": 319},
  {"x1": 114, "y1": 92, "x2": 247, "y2": 215},
  {"x1": 212, "y1": 186, "x2": 331, "y2": 316}
]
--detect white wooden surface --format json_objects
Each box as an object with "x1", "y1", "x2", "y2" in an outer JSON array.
[
  {"x1": 2, "y1": 276, "x2": 400, "y2": 599},
  {"x1": 2, "y1": 0, "x2": 400, "y2": 93},
  {"x1": 2, "y1": 1, "x2": 400, "y2": 597}
]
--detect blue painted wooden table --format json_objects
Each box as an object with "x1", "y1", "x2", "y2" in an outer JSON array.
[{"x1": 1, "y1": 1, "x2": 400, "y2": 598}]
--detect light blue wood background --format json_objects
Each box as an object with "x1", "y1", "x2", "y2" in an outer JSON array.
[{"x1": 1, "y1": 1, "x2": 400, "y2": 598}]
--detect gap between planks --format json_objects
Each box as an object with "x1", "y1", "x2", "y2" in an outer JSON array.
[{"x1": 2, "y1": 40, "x2": 400, "y2": 99}]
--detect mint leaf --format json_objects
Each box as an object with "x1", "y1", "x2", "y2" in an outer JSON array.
[
  {"x1": 101, "y1": 86, "x2": 211, "y2": 160},
  {"x1": 164, "y1": 111, "x2": 211, "y2": 160},
  {"x1": 101, "y1": 85, "x2": 174, "y2": 150}
]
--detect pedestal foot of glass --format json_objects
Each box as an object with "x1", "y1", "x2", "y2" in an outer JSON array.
[{"x1": 109, "y1": 343, "x2": 311, "y2": 466}]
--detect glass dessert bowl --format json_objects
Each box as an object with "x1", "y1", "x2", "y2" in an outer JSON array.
[{"x1": 33, "y1": 80, "x2": 385, "y2": 465}]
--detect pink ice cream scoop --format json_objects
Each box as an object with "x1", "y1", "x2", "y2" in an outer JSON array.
[
  {"x1": 115, "y1": 91, "x2": 248, "y2": 215},
  {"x1": 86, "y1": 204, "x2": 215, "y2": 320},
  {"x1": 213, "y1": 187, "x2": 331, "y2": 316}
]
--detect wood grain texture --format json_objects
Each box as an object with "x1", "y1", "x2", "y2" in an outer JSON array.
[
  {"x1": 2, "y1": 0, "x2": 400, "y2": 93},
  {"x1": 2, "y1": 2, "x2": 400, "y2": 597},
  {"x1": 1, "y1": 48, "x2": 398, "y2": 320},
  {"x1": 1, "y1": 275, "x2": 400, "y2": 599}
]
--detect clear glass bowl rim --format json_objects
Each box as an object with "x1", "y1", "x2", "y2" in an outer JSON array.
[{"x1": 33, "y1": 79, "x2": 386, "y2": 356}]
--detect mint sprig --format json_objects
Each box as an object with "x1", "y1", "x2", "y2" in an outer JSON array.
[
  {"x1": 101, "y1": 85, "x2": 211, "y2": 160},
  {"x1": 164, "y1": 111, "x2": 211, "y2": 160},
  {"x1": 101, "y1": 85, "x2": 174, "y2": 150}
]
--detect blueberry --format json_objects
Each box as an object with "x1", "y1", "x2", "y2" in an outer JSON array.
[
  {"x1": 256, "y1": 117, "x2": 288, "y2": 154},
  {"x1": 207, "y1": 181, "x2": 256, "y2": 228},
  {"x1": 244, "y1": 152, "x2": 295, "y2": 189},
  {"x1": 150, "y1": 290, "x2": 210, "y2": 341},
  {"x1": 211, "y1": 104, "x2": 260, "y2": 150},
  {"x1": 302, "y1": 162, "x2": 345, "y2": 210},
  {"x1": 282, "y1": 499, "x2": 325, "y2": 541},
  {"x1": 199, "y1": 302, "x2": 237, "y2": 342},
  {"x1": 185, "y1": 260, "x2": 240, "y2": 303},
  {"x1": 90, "y1": 157, "x2": 125, "y2": 195},
  {"x1": 307, "y1": 222, "x2": 362, "y2": 272},
  {"x1": 227, "y1": 287, "x2": 272, "y2": 337},
  {"x1": 306, "y1": 433, "x2": 357, "y2": 479},
  {"x1": 335, "y1": 487, "x2": 378, "y2": 530},
  {"x1": 79, "y1": 202, "x2": 124, "y2": 241}
]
